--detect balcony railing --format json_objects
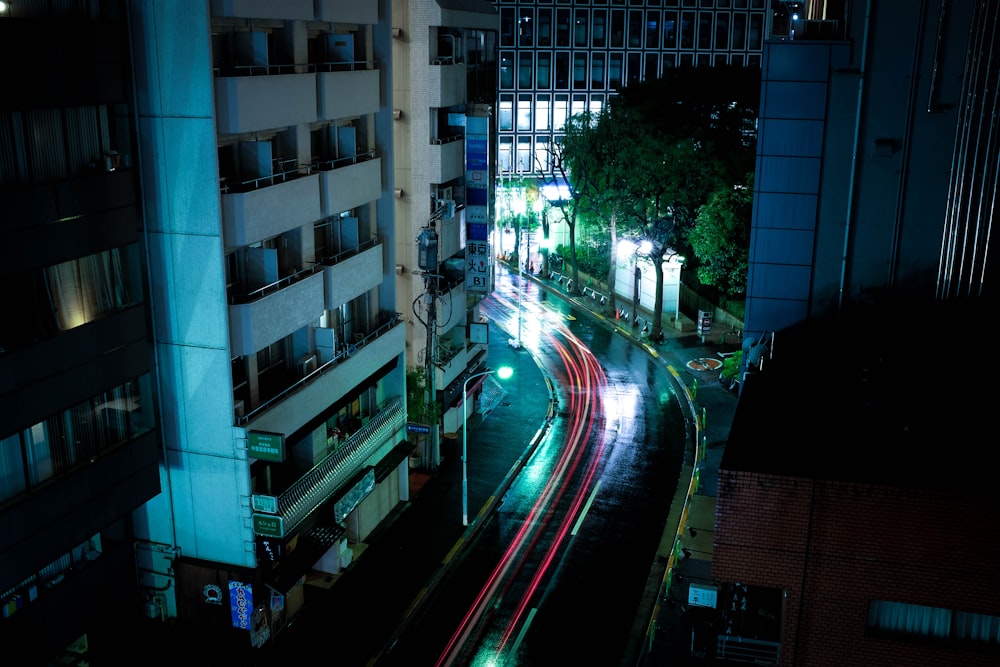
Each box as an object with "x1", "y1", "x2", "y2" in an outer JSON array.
[
  {"x1": 214, "y1": 60, "x2": 379, "y2": 77},
  {"x1": 228, "y1": 262, "x2": 325, "y2": 305},
  {"x1": 237, "y1": 310, "x2": 402, "y2": 426},
  {"x1": 317, "y1": 234, "x2": 380, "y2": 267},
  {"x1": 310, "y1": 147, "x2": 378, "y2": 172}
]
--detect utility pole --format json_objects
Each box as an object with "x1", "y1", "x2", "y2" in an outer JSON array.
[{"x1": 417, "y1": 205, "x2": 448, "y2": 468}]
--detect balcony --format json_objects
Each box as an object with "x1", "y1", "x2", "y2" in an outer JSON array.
[
  {"x1": 427, "y1": 62, "x2": 467, "y2": 108},
  {"x1": 323, "y1": 239, "x2": 383, "y2": 311},
  {"x1": 240, "y1": 314, "x2": 405, "y2": 435},
  {"x1": 221, "y1": 173, "x2": 322, "y2": 248},
  {"x1": 317, "y1": 156, "x2": 382, "y2": 216},
  {"x1": 316, "y1": 0, "x2": 377, "y2": 23},
  {"x1": 426, "y1": 137, "x2": 465, "y2": 185},
  {"x1": 215, "y1": 73, "x2": 318, "y2": 134},
  {"x1": 317, "y1": 68, "x2": 380, "y2": 120},
  {"x1": 228, "y1": 269, "x2": 326, "y2": 358},
  {"x1": 210, "y1": 0, "x2": 312, "y2": 19}
]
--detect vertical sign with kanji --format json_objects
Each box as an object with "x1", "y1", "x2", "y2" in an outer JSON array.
[{"x1": 465, "y1": 113, "x2": 491, "y2": 292}]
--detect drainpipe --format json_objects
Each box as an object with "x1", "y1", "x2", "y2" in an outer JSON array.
[{"x1": 837, "y1": 0, "x2": 873, "y2": 313}]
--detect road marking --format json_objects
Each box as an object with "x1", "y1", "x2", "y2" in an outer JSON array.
[{"x1": 572, "y1": 479, "x2": 602, "y2": 536}]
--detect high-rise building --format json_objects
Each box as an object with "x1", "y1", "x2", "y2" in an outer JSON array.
[
  {"x1": 0, "y1": 0, "x2": 163, "y2": 661},
  {"x1": 493, "y1": 0, "x2": 771, "y2": 177},
  {"x1": 714, "y1": 2, "x2": 1000, "y2": 665}
]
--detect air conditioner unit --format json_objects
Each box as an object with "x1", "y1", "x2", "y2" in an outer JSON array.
[
  {"x1": 234, "y1": 400, "x2": 245, "y2": 419},
  {"x1": 300, "y1": 354, "x2": 318, "y2": 377},
  {"x1": 435, "y1": 186, "x2": 453, "y2": 202}
]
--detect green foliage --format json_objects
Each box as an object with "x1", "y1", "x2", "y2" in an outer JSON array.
[
  {"x1": 689, "y1": 173, "x2": 753, "y2": 298},
  {"x1": 721, "y1": 350, "x2": 743, "y2": 381},
  {"x1": 406, "y1": 367, "x2": 440, "y2": 426}
]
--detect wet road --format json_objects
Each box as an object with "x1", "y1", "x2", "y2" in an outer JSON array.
[{"x1": 380, "y1": 269, "x2": 688, "y2": 666}]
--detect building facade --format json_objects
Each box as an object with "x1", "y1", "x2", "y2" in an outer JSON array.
[
  {"x1": 494, "y1": 0, "x2": 771, "y2": 176},
  {"x1": 129, "y1": 0, "x2": 409, "y2": 652},
  {"x1": 0, "y1": 0, "x2": 163, "y2": 661},
  {"x1": 391, "y1": 0, "x2": 500, "y2": 468},
  {"x1": 716, "y1": 1, "x2": 1000, "y2": 664}
]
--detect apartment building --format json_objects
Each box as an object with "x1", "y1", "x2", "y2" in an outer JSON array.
[
  {"x1": 0, "y1": 0, "x2": 162, "y2": 661},
  {"x1": 392, "y1": 0, "x2": 499, "y2": 469},
  {"x1": 714, "y1": 1, "x2": 1000, "y2": 664},
  {"x1": 2, "y1": 0, "x2": 416, "y2": 659},
  {"x1": 126, "y1": 0, "x2": 411, "y2": 653}
]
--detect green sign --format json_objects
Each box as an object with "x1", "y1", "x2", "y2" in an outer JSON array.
[
  {"x1": 248, "y1": 431, "x2": 284, "y2": 462},
  {"x1": 252, "y1": 514, "x2": 284, "y2": 538}
]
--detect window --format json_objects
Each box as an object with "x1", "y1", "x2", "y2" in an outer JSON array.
[
  {"x1": 518, "y1": 52, "x2": 533, "y2": 88},
  {"x1": 1, "y1": 433, "x2": 26, "y2": 502},
  {"x1": 556, "y1": 9, "x2": 571, "y2": 46},
  {"x1": 592, "y1": 9, "x2": 607, "y2": 47},
  {"x1": 517, "y1": 94, "x2": 532, "y2": 131},
  {"x1": 500, "y1": 8, "x2": 516, "y2": 46},
  {"x1": 610, "y1": 9, "x2": 625, "y2": 47},
  {"x1": 646, "y1": 10, "x2": 660, "y2": 48},
  {"x1": 534, "y1": 137, "x2": 550, "y2": 172},
  {"x1": 555, "y1": 52, "x2": 570, "y2": 89},
  {"x1": 516, "y1": 137, "x2": 532, "y2": 173},
  {"x1": 573, "y1": 53, "x2": 588, "y2": 90},
  {"x1": 537, "y1": 9, "x2": 553, "y2": 46},
  {"x1": 732, "y1": 13, "x2": 747, "y2": 50},
  {"x1": 627, "y1": 10, "x2": 643, "y2": 47},
  {"x1": 498, "y1": 136, "x2": 514, "y2": 173},
  {"x1": 589, "y1": 95, "x2": 604, "y2": 115},
  {"x1": 698, "y1": 11, "x2": 713, "y2": 49},
  {"x1": 499, "y1": 95, "x2": 514, "y2": 131},
  {"x1": 749, "y1": 12, "x2": 764, "y2": 50},
  {"x1": 571, "y1": 94, "x2": 587, "y2": 118},
  {"x1": 537, "y1": 52, "x2": 552, "y2": 88},
  {"x1": 536, "y1": 95, "x2": 551, "y2": 131},
  {"x1": 574, "y1": 9, "x2": 588, "y2": 47},
  {"x1": 500, "y1": 51, "x2": 514, "y2": 89},
  {"x1": 716, "y1": 11, "x2": 730, "y2": 49},
  {"x1": 626, "y1": 52, "x2": 642, "y2": 85},
  {"x1": 519, "y1": 8, "x2": 534, "y2": 46},
  {"x1": 553, "y1": 95, "x2": 570, "y2": 131},
  {"x1": 644, "y1": 53, "x2": 658, "y2": 80},
  {"x1": 591, "y1": 53, "x2": 606, "y2": 89},
  {"x1": 663, "y1": 11, "x2": 678, "y2": 47},
  {"x1": 680, "y1": 11, "x2": 695, "y2": 48},
  {"x1": 609, "y1": 53, "x2": 623, "y2": 89},
  {"x1": 867, "y1": 600, "x2": 1000, "y2": 647}
]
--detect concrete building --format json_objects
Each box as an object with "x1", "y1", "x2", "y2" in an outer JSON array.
[
  {"x1": 391, "y1": 0, "x2": 500, "y2": 468},
  {"x1": 2, "y1": 0, "x2": 417, "y2": 659},
  {"x1": 715, "y1": 1, "x2": 1000, "y2": 665}
]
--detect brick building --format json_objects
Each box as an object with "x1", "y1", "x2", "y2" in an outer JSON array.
[{"x1": 715, "y1": 299, "x2": 1000, "y2": 666}]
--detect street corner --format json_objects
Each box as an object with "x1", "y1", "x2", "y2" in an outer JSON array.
[{"x1": 686, "y1": 357, "x2": 723, "y2": 372}]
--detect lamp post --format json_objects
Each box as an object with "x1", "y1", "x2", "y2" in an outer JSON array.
[
  {"x1": 462, "y1": 366, "x2": 513, "y2": 525},
  {"x1": 669, "y1": 253, "x2": 686, "y2": 325}
]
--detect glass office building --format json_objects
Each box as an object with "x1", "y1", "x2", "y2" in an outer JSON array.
[{"x1": 493, "y1": 0, "x2": 770, "y2": 175}]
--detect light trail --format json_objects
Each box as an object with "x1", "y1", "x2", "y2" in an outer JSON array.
[{"x1": 435, "y1": 281, "x2": 615, "y2": 666}]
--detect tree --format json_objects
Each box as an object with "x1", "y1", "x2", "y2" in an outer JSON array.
[
  {"x1": 690, "y1": 173, "x2": 754, "y2": 299},
  {"x1": 539, "y1": 139, "x2": 587, "y2": 295},
  {"x1": 561, "y1": 106, "x2": 647, "y2": 315}
]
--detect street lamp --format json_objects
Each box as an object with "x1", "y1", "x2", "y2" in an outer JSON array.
[
  {"x1": 669, "y1": 253, "x2": 686, "y2": 325},
  {"x1": 462, "y1": 366, "x2": 513, "y2": 526}
]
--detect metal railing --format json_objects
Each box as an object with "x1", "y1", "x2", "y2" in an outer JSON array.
[
  {"x1": 237, "y1": 311, "x2": 402, "y2": 426},
  {"x1": 716, "y1": 635, "x2": 781, "y2": 665}
]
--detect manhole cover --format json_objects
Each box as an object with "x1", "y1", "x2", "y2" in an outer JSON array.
[{"x1": 686, "y1": 357, "x2": 723, "y2": 372}]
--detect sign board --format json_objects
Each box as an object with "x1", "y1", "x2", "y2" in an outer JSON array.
[
  {"x1": 469, "y1": 321, "x2": 489, "y2": 344},
  {"x1": 688, "y1": 583, "x2": 719, "y2": 608},
  {"x1": 407, "y1": 422, "x2": 431, "y2": 434},
  {"x1": 248, "y1": 431, "x2": 285, "y2": 462},
  {"x1": 465, "y1": 240, "x2": 491, "y2": 293},
  {"x1": 251, "y1": 494, "x2": 278, "y2": 514},
  {"x1": 252, "y1": 513, "x2": 285, "y2": 538},
  {"x1": 697, "y1": 310, "x2": 714, "y2": 336},
  {"x1": 229, "y1": 580, "x2": 254, "y2": 630}
]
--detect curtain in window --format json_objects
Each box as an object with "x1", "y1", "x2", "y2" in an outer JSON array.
[
  {"x1": 954, "y1": 611, "x2": 1000, "y2": 644},
  {"x1": 868, "y1": 600, "x2": 952, "y2": 638},
  {"x1": 44, "y1": 248, "x2": 129, "y2": 331},
  {"x1": 26, "y1": 109, "x2": 68, "y2": 182},
  {"x1": 0, "y1": 433, "x2": 27, "y2": 503}
]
